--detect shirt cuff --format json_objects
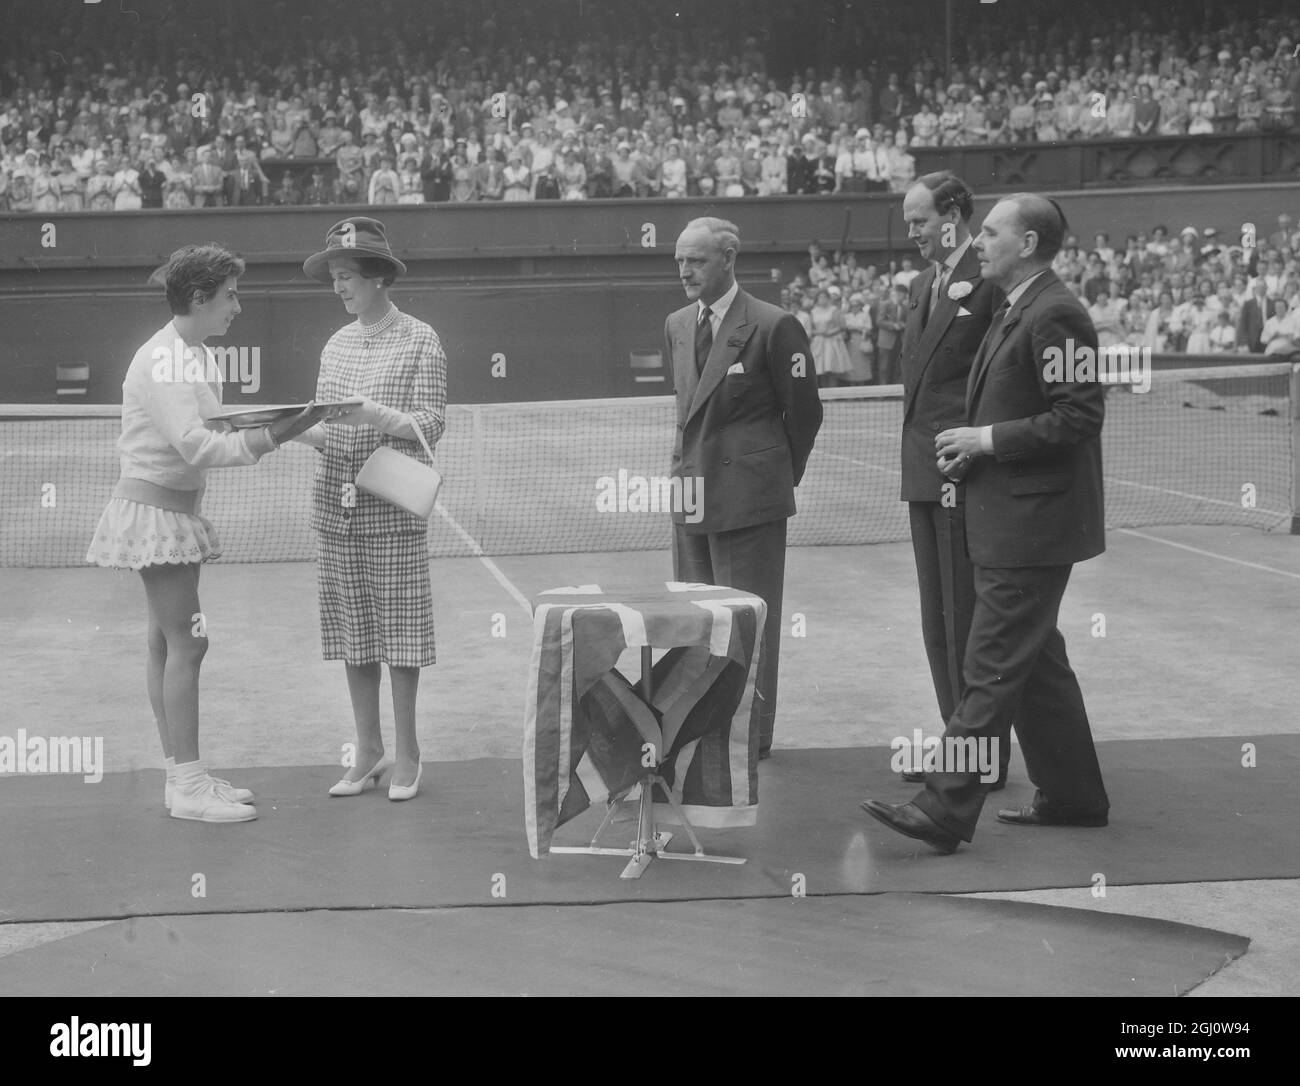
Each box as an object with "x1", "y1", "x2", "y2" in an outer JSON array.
[{"x1": 978, "y1": 425, "x2": 995, "y2": 455}]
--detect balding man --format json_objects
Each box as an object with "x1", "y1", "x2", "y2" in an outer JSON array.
[
  {"x1": 669, "y1": 217, "x2": 823, "y2": 759},
  {"x1": 862, "y1": 193, "x2": 1109, "y2": 853}
]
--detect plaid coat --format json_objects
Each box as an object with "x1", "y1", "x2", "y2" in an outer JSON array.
[{"x1": 310, "y1": 306, "x2": 448, "y2": 536}]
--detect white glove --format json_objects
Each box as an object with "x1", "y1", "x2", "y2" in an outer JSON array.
[{"x1": 331, "y1": 396, "x2": 415, "y2": 438}]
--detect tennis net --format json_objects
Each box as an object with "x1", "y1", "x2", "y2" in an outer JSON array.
[{"x1": 2, "y1": 362, "x2": 1295, "y2": 568}]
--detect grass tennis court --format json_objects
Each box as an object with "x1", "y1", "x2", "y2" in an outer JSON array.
[{"x1": 1, "y1": 365, "x2": 1298, "y2": 996}]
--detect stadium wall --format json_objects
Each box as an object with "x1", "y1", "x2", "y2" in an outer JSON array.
[{"x1": 2, "y1": 184, "x2": 1297, "y2": 404}]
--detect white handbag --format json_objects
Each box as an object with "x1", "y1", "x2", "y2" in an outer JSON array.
[{"x1": 354, "y1": 425, "x2": 443, "y2": 519}]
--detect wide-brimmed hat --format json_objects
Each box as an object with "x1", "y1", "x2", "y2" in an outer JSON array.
[{"x1": 302, "y1": 217, "x2": 406, "y2": 284}]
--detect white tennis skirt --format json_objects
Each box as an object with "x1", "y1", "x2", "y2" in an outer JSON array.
[{"x1": 85, "y1": 498, "x2": 223, "y2": 570}]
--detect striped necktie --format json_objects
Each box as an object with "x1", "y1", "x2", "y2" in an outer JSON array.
[{"x1": 695, "y1": 305, "x2": 713, "y2": 374}]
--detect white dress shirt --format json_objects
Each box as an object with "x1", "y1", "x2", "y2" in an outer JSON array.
[{"x1": 699, "y1": 278, "x2": 740, "y2": 340}]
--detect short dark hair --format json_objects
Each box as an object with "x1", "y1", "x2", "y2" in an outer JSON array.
[
  {"x1": 163, "y1": 243, "x2": 245, "y2": 315},
  {"x1": 915, "y1": 170, "x2": 974, "y2": 221},
  {"x1": 1006, "y1": 192, "x2": 1069, "y2": 261},
  {"x1": 355, "y1": 256, "x2": 397, "y2": 288}
]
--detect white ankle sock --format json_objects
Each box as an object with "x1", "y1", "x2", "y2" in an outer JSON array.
[
  {"x1": 165, "y1": 756, "x2": 176, "y2": 782},
  {"x1": 174, "y1": 759, "x2": 207, "y2": 794}
]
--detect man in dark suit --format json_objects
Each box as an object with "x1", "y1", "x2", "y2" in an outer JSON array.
[
  {"x1": 668, "y1": 217, "x2": 823, "y2": 759},
  {"x1": 1236, "y1": 279, "x2": 1270, "y2": 353},
  {"x1": 862, "y1": 193, "x2": 1109, "y2": 852},
  {"x1": 896, "y1": 172, "x2": 1010, "y2": 789}
]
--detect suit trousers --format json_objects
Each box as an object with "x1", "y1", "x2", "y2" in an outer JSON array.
[
  {"x1": 672, "y1": 518, "x2": 787, "y2": 754},
  {"x1": 908, "y1": 500, "x2": 1010, "y2": 779},
  {"x1": 913, "y1": 562, "x2": 1108, "y2": 840}
]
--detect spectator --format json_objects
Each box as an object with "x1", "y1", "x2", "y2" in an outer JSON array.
[
  {"x1": 396, "y1": 155, "x2": 424, "y2": 203},
  {"x1": 502, "y1": 149, "x2": 531, "y2": 200},
  {"x1": 303, "y1": 167, "x2": 332, "y2": 206},
  {"x1": 888, "y1": 130, "x2": 915, "y2": 192},
  {"x1": 271, "y1": 170, "x2": 300, "y2": 206},
  {"x1": 1144, "y1": 290, "x2": 1185, "y2": 351},
  {"x1": 875, "y1": 282, "x2": 907, "y2": 384},
  {"x1": 85, "y1": 159, "x2": 115, "y2": 211},
  {"x1": 809, "y1": 287, "x2": 853, "y2": 387},
  {"x1": 230, "y1": 140, "x2": 269, "y2": 205},
  {"x1": 138, "y1": 153, "x2": 166, "y2": 209},
  {"x1": 112, "y1": 156, "x2": 143, "y2": 210},
  {"x1": 1088, "y1": 282, "x2": 1126, "y2": 348},
  {"x1": 368, "y1": 154, "x2": 400, "y2": 204},
  {"x1": 534, "y1": 159, "x2": 561, "y2": 200},
  {"x1": 192, "y1": 147, "x2": 225, "y2": 207},
  {"x1": 55, "y1": 154, "x2": 84, "y2": 211},
  {"x1": 1261, "y1": 297, "x2": 1300, "y2": 354},
  {"x1": 893, "y1": 255, "x2": 920, "y2": 287},
  {"x1": 163, "y1": 154, "x2": 193, "y2": 208},
  {"x1": 843, "y1": 291, "x2": 875, "y2": 384},
  {"x1": 1208, "y1": 308, "x2": 1238, "y2": 352},
  {"x1": 786, "y1": 140, "x2": 814, "y2": 194}
]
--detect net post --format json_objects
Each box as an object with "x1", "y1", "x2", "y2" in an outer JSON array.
[
  {"x1": 1291, "y1": 363, "x2": 1300, "y2": 535},
  {"x1": 471, "y1": 404, "x2": 486, "y2": 540}
]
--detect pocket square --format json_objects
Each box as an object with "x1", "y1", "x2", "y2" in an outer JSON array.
[
  {"x1": 726, "y1": 362, "x2": 746, "y2": 375},
  {"x1": 956, "y1": 306, "x2": 973, "y2": 317}
]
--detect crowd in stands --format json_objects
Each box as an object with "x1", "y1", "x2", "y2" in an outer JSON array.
[
  {"x1": 789, "y1": 211, "x2": 1300, "y2": 383},
  {"x1": 1, "y1": 0, "x2": 1298, "y2": 211}
]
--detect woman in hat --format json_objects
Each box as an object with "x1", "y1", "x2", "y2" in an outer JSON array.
[
  {"x1": 502, "y1": 148, "x2": 531, "y2": 200},
  {"x1": 85, "y1": 158, "x2": 115, "y2": 211},
  {"x1": 368, "y1": 153, "x2": 400, "y2": 204},
  {"x1": 112, "y1": 155, "x2": 143, "y2": 210},
  {"x1": 300, "y1": 217, "x2": 447, "y2": 801},
  {"x1": 398, "y1": 154, "x2": 425, "y2": 203},
  {"x1": 86, "y1": 244, "x2": 326, "y2": 822}
]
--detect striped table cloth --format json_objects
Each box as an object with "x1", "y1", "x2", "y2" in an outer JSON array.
[{"x1": 524, "y1": 581, "x2": 768, "y2": 858}]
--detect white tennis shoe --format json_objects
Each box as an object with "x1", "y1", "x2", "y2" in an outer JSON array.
[
  {"x1": 169, "y1": 776, "x2": 258, "y2": 822},
  {"x1": 165, "y1": 775, "x2": 254, "y2": 810}
]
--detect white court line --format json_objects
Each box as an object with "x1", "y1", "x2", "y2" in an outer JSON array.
[
  {"x1": 818, "y1": 451, "x2": 901, "y2": 475},
  {"x1": 1114, "y1": 527, "x2": 1300, "y2": 582},
  {"x1": 1106, "y1": 475, "x2": 1288, "y2": 517},
  {"x1": 433, "y1": 502, "x2": 533, "y2": 616}
]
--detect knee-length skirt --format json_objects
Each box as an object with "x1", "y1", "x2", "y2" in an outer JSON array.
[{"x1": 317, "y1": 530, "x2": 436, "y2": 667}]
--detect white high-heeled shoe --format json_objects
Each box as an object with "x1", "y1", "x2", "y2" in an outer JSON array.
[
  {"x1": 328, "y1": 755, "x2": 392, "y2": 797},
  {"x1": 388, "y1": 762, "x2": 423, "y2": 802}
]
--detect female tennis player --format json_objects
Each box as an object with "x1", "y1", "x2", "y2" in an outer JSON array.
[
  {"x1": 86, "y1": 243, "x2": 326, "y2": 823},
  {"x1": 299, "y1": 217, "x2": 446, "y2": 801}
]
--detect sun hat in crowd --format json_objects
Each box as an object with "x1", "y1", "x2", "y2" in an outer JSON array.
[{"x1": 302, "y1": 216, "x2": 407, "y2": 284}]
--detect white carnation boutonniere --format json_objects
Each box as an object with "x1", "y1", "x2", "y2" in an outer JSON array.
[{"x1": 947, "y1": 280, "x2": 975, "y2": 301}]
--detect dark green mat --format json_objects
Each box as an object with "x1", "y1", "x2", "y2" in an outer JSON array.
[
  {"x1": 1, "y1": 736, "x2": 1294, "y2": 923},
  {"x1": 0, "y1": 894, "x2": 1248, "y2": 996}
]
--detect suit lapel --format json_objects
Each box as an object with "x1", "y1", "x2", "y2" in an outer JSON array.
[
  {"x1": 904, "y1": 266, "x2": 934, "y2": 348},
  {"x1": 906, "y1": 248, "x2": 979, "y2": 414},
  {"x1": 672, "y1": 307, "x2": 699, "y2": 424},
  {"x1": 687, "y1": 290, "x2": 754, "y2": 425},
  {"x1": 966, "y1": 270, "x2": 1057, "y2": 413}
]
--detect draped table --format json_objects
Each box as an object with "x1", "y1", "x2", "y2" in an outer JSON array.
[{"x1": 523, "y1": 581, "x2": 767, "y2": 875}]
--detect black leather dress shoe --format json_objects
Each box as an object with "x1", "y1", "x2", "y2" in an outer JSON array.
[
  {"x1": 860, "y1": 799, "x2": 961, "y2": 854},
  {"x1": 996, "y1": 804, "x2": 1107, "y2": 827},
  {"x1": 899, "y1": 769, "x2": 1007, "y2": 791}
]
